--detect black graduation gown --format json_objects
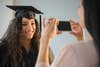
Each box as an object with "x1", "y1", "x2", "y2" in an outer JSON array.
[{"x1": 0, "y1": 41, "x2": 37, "y2": 67}]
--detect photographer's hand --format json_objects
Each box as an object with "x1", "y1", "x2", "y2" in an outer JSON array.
[
  {"x1": 36, "y1": 18, "x2": 59, "y2": 66},
  {"x1": 41, "y1": 18, "x2": 60, "y2": 40},
  {"x1": 69, "y1": 20, "x2": 84, "y2": 41}
]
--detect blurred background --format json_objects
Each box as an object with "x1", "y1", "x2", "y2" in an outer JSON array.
[{"x1": 0, "y1": 0, "x2": 89, "y2": 56}]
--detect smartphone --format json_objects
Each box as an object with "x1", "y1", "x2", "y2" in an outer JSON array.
[{"x1": 58, "y1": 21, "x2": 72, "y2": 31}]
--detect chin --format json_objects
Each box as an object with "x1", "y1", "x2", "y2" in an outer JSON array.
[
  {"x1": 26, "y1": 33, "x2": 35, "y2": 39},
  {"x1": 27, "y1": 36, "x2": 34, "y2": 40},
  {"x1": 25, "y1": 34, "x2": 33, "y2": 40}
]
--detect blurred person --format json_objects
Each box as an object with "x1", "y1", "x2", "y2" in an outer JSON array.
[{"x1": 35, "y1": 0, "x2": 100, "y2": 67}]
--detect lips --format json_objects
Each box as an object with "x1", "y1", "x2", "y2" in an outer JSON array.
[
  {"x1": 26, "y1": 31, "x2": 34, "y2": 35},
  {"x1": 25, "y1": 32, "x2": 34, "y2": 39}
]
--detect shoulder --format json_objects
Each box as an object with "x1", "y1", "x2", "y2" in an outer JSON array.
[
  {"x1": 51, "y1": 40, "x2": 98, "y2": 67},
  {"x1": 61, "y1": 40, "x2": 94, "y2": 52},
  {"x1": 60, "y1": 40, "x2": 98, "y2": 66},
  {"x1": 59, "y1": 40, "x2": 96, "y2": 59}
]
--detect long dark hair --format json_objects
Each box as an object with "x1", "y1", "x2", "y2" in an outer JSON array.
[
  {"x1": 0, "y1": 10, "x2": 54, "y2": 66},
  {"x1": 83, "y1": 0, "x2": 100, "y2": 65}
]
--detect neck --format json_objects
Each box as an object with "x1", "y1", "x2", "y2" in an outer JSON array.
[{"x1": 20, "y1": 38, "x2": 31, "y2": 53}]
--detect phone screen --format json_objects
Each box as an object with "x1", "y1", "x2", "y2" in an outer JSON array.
[{"x1": 58, "y1": 21, "x2": 72, "y2": 31}]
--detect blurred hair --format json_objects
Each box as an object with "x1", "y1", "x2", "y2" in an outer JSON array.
[{"x1": 83, "y1": 0, "x2": 100, "y2": 65}]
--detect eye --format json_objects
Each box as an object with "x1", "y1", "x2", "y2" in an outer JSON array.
[
  {"x1": 31, "y1": 22, "x2": 35, "y2": 25},
  {"x1": 22, "y1": 22, "x2": 27, "y2": 26}
]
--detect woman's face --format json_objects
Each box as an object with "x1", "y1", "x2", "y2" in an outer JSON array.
[
  {"x1": 20, "y1": 17, "x2": 36, "y2": 40},
  {"x1": 78, "y1": 0, "x2": 85, "y2": 28}
]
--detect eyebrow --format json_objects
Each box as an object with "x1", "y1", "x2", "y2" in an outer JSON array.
[
  {"x1": 31, "y1": 20, "x2": 35, "y2": 23},
  {"x1": 22, "y1": 21, "x2": 27, "y2": 23}
]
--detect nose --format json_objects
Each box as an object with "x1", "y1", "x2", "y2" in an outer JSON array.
[{"x1": 27, "y1": 24, "x2": 34, "y2": 32}]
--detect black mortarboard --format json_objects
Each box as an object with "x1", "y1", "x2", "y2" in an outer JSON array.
[{"x1": 6, "y1": 5, "x2": 43, "y2": 32}]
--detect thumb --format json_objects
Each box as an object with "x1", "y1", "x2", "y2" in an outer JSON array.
[
  {"x1": 69, "y1": 31, "x2": 76, "y2": 36},
  {"x1": 57, "y1": 31, "x2": 62, "y2": 35}
]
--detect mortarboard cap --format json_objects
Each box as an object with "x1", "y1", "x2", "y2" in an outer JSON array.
[
  {"x1": 6, "y1": 5, "x2": 43, "y2": 32},
  {"x1": 6, "y1": 5, "x2": 43, "y2": 14}
]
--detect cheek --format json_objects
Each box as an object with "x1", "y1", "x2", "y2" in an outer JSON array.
[
  {"x1": 78, "y1": 9, "x2": 85, "y2": 28},
  {"x1": 22, "y1": 26, "x2": 26, "y2": 31},
  {"x1": 21, "y1": 27, "x2": 26, "y2": 35},
  {"x1": 78, "y1": 8, "x2": 82, "y2": 18},
  {"x1": 21, "y1": 25, "x2": 36, "y2": 34},
  {"x1": 78, "y1": 7, "x2": 84, "y2": 21}
]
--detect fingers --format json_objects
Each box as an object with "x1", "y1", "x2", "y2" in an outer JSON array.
[
  {"x1": 48, "y1": 18, "x2": 58, "y2": 25},
  {"x1": 69, "y1": 20, "x2": 79, "y2": 28},
  {"x1": 72, "y1": 23, "x2": 80, "y2": 30},
  {"x1": 42, "y1": 17, "x2": 58, "y2": 29},
  {"x1": 69, "y1": 19, "x2": 78, "y2": 24},
  {"x1": 57, "y1": 31, "x2": 62, "y2": 35},
  {"x1": 69, "y1": 19, "x2": 84, "y2": 40},
  {"x1": 69, "y1": 19, "x2": 81, "y2": 30}
]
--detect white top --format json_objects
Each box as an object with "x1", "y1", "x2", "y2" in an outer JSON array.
[{"x1": 35, "y1": 40, "x2": 99, "y2": 67}]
